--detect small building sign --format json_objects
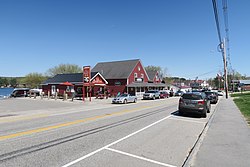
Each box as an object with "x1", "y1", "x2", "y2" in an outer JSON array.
[{"x1": 115, "y1": 81, "x2": 121, "y2": 86}]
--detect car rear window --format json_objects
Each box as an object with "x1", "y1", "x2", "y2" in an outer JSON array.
[
  {"x1": 182, "y1": 94, "x2": 202, "y2": 100},
  {"x1": 205, "y1": 92, "x2": 213, "y2": 95}
]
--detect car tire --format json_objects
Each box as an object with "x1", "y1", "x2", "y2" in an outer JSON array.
[
  {"x1": 152, "y1": 96, "x2": 155, "y2": 100},
  {"x1": 134, "y1": 98, "x2": 137, "y2": 103},
  {"x1": 124, "y1": 99, "x2": 127, "y2": 104},
  {"x1": 179, "y1": 110, "x2": 183, "y2": 116},
  {"x1": 201, "y1": 109, "x2": 207, "y2": 118},
  {"x1": 207, "y1": 106, "x2": 211, "y2": 113}
]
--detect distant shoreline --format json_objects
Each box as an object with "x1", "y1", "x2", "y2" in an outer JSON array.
[{"x1": 0, "y1": 87, "x2": 14, "y2": 98}]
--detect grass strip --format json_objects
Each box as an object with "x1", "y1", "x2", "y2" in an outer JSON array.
[{"x1": 231, "y1": 92, "x2": 250, "y2": 125}]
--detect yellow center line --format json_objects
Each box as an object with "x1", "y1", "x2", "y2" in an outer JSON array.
[{"x1": 0, "y1": 103, "x2": 164, "y2": 141}]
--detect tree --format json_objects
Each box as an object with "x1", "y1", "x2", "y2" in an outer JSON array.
[
  {"x1": 144, "y1": 65, "x2": 162, "y2": 72},
  {"x1": 24, "y1": 73, "x2": 47, "y2": 88},
  {"x1": 9, "y1": 78, "x2": 17, "y2": 87},
  {"x1": 0, "y1": 77, "x2": 9, "y2": 87},
  {"x1": 46, "y1": 64, "x2": 82, "y2": 77},
  {"x1": 145, "y1": 65, "x2": 169, "y2": 79},
  {"x1": 0, "y1": 77, "x2": 3, "y2": 86}
]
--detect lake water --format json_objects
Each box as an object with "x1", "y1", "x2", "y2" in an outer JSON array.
[{"x1": 0, "y1": 88, "x2": 14, "y2": 99}]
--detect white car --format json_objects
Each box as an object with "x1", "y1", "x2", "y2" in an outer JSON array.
[
  {"x1": 143, "y1": 90, "x2": 160, "y2": 100},
  {"x1": 217, "y1": 90, "x2": 224, "y2": 96},
  {"x1": 112, "y1": 94, "x2": 137, "y2": 104}
]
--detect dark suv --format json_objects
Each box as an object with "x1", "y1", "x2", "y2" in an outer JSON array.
[
  {"x1": 178, "y1": 92, "x2": 211, "y2": 118},
  {"x1": 204, "y1": 91, "x2": 218, "y2": 104}
]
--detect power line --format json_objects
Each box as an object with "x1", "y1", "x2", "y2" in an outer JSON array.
[{"x1": 212, "y1": 0, "x2": 223, "y2": 44}]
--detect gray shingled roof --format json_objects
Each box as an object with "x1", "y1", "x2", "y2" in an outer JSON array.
[
  {"x1": 42, "y1": 72, "x2": 98, "y2": 85},
  {"x1": 92, "y1": 59, "x2": 140, "y2": 79},
  {"x1": 146, "y1": 70, "x2": 157, "y2": 81}
]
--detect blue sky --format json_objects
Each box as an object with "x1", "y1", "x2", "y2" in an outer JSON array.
[{"x1": 0, "y1": 0, "x2": 249, "y2": 79}]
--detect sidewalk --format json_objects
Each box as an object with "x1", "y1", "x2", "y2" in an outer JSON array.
[{"x1": 189, "y1": 97, "x2": 250, "y2": 167}]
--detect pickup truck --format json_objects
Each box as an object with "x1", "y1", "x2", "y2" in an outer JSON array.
[{"x1": 112, "y1": 94, "x2": 137, "y2": 104}]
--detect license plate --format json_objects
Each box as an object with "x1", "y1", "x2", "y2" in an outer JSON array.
[
  {"x1": 185, "y1": 102, "x2": 195, "y2": 107},
  {"x1": 189, "y1": 104, "x2": 195, "y2": 107}
]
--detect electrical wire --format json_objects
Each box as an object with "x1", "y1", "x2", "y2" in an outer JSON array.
[{"x1": 212, "y1": 0, "x2": 223, "y2": 44}]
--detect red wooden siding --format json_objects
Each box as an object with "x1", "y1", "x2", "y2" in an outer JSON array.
[
  {"x1": 153, "y1": 71, "x2": 162, "y2": 83},
  {"x1": 106, "y1": 79, "x2": 127, "y2": 97},
  {"x1": 128, "y1": 61, "x2": 148, "y2": 84}
]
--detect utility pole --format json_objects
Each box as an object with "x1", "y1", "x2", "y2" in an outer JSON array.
[
  {"x1": 221, "y1": 38, "x2": 229, "y2": 99},
  {"x1": 232, "y1": 69, "x2": 235, "y2": 92}
]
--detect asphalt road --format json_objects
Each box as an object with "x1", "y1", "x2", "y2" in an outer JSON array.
[{"x1": 0, "y1": 97, "x2": 218, "y2": 167}]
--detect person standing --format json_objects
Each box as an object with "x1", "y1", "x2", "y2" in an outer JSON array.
[{"x1": 71, "y1": 88, "x2": 75, "y2": 101}]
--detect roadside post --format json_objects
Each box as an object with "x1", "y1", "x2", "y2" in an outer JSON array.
[{"x1": 83, "y1": 66, "x2": 91, "y2": 102}]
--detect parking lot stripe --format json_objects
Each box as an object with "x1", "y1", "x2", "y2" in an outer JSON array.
[
  {"x1": 105, "y1": 148, "x2": 176, "y2": 167},
  {"x1": 62, "y1": 115, "x2": 172, "y2": 167}
]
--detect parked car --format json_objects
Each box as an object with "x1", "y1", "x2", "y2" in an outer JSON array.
[
  {"x1": 29, "y1": 89, "x2": 42, "y2": 96},
  {"x1": 159, "y1": 90, "x2": 169, "y2": 98},
  {"x1": 143, "y1": 90, "x2": 160, "y2": 100},
  {"x1": 178, "y1": 92, "x2": 211, "y2": 118},
  {"x1": 175, "y1": 90, "x2": 184, "y2": 96},
  {"x1": 169, "y1": 90, "x2": 174, "y2": 97},
  {"x1": 204, "y1": 91, "x2": 218, "y2": 104},
  {"x1": 11, "y1": 88, "x2": 30, "y2": 97},
  {"x1": 112, "y1": 94, "x2": 137, "y2": 104},
  {"x1": 217, "y1": 90, "x2": 224, "y2": 96}
]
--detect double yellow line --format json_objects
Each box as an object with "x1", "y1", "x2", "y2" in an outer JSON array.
[{"x1": 0, "y1": 104, "x2": 162, "y2": 141}]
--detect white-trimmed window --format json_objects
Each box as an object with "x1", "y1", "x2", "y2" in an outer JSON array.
[
  {"x1": 134, "y1": 73, "x2": 137, "y2": 81},
  {"x1": 141, "y1": 74, "x2": 144, "y2": 80}
]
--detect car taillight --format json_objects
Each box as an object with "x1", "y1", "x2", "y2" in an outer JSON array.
[
  {"x1": 198, "y1": 100, "x2": 205, "y2": 105},
  {"x1": 179, "y1": 98, "x2": 184, "y2": 103}
]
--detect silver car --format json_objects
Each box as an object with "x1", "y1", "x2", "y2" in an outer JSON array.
[
  {"x1": 143, "y1": 90, "x2": 160, "y2": 100},
  {"x1": 112, "y1": 94, "x2": 137, "y2": 104},
  {"x1": 178, "y1": 92, "x2": 211, "y2": 118}
]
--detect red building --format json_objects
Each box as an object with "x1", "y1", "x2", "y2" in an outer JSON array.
[
  {"x1": 92, "y1": 59, "x2": 166, "y2": 96},
  {"x1": 41, "y1": 72, "x2": 108, "y2": 98},
  {"x1": 42, "y1": 59, "x2": 166, "y2": 98}
]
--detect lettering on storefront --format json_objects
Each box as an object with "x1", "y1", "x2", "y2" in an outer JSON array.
[{"x1": 115, "y1": 81, "x2": 121, "y2": 86}]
